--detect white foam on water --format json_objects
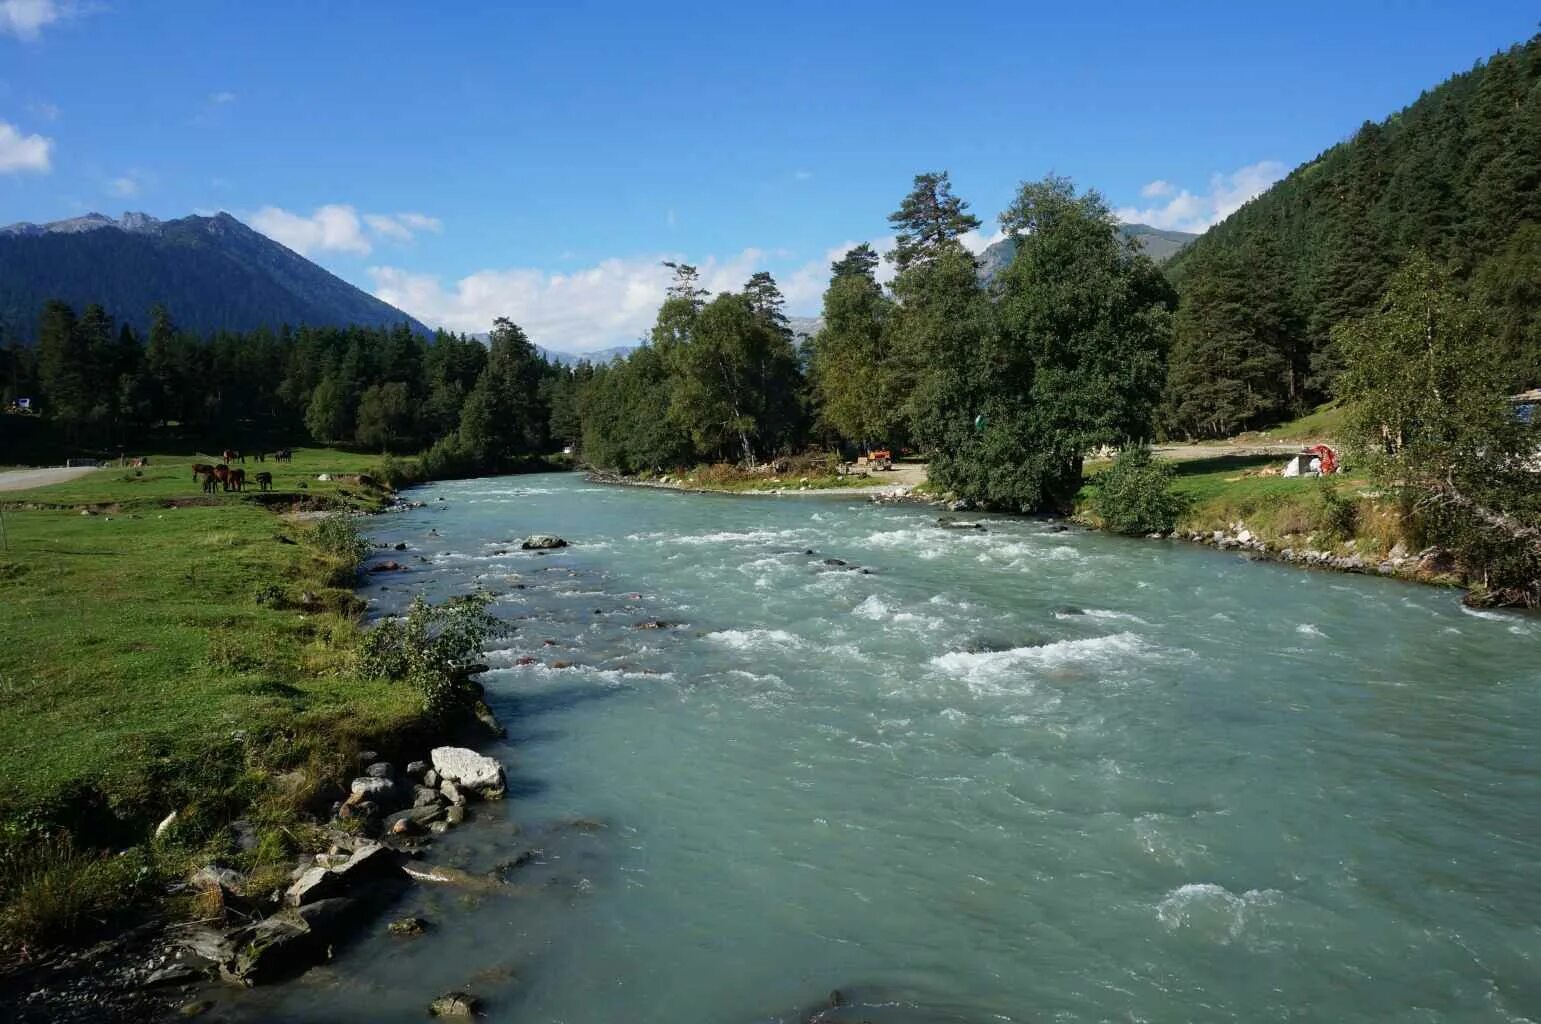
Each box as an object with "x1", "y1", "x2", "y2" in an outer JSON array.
[
  {"x1": 1155, "y1": 882, "x2": 1282, "y2": 941},
  {"x1": 1055, "y1": 608, "x2": 1148, "y2": 625},
  {"x1": 1460, "y1": 605, "x2": 1536, "y2": 635},
  {"x1": 704, "y1": 628, "x2": 805, "y2": 651},
  {"x1": 852, "y1": 593, "x2": 942, "y2": 629},
  {"x1": 1296, "y1": 623, "x2": 1326, "y2": 637},
  {"x1": 930, "y1": 632, "x2": 1148, "y2": 687}
]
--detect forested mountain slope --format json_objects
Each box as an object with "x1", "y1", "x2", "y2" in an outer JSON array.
[
  {"x1": 0, "y1": 212, "x2": 429, "y2": 342},
  {"x1": 1162, "y1": 34, "x2": 1541, "y2": 437}
]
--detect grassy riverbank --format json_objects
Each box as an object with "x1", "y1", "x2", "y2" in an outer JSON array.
[
  {"x1": 1078, "y1": 451, "x2": 1433, "y2": 581},
  {"x1": 0, "y1": 450, "x2": 429, "y2": 956}
]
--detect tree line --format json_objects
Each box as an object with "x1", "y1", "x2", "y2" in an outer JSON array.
[
  {"x1": 0, "y1": 302, "x2": 585, "y2": 474},
  {"x1": 579, "y1": 172, "x2": 1174, "y2": 512}
]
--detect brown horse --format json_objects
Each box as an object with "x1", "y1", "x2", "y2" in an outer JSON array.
[
  {"x1": 275, "y1": 448, "x2": 293, "y2": 463},
  {"x1": 222, "y1": 448, "x2": 246, "y2": 465},
  {"x1": 193, "y1": 463, "x2": 215, "y2": 482},
  {"x1": 228, "y1": 468, "x2": 247, "y2": 492},
  {"x1": 255, "y1": 471, "x2": 273, "y2": 491},
  {"x1": 213, "y1": 464, "x2": 232, "y2": 490},
  {"x1": 202, "y1": 474, "x2": 219, "y2": 495}
]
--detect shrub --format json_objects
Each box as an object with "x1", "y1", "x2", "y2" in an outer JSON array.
[
  {"x1": 1091, "y1": 448, "x2": 1189, "y2": 535},
  {"x1": 0, "y1": 834, "x2": 153, "y2": 952},
  {"x1": 311, "y1": 514, "x2": 370, "y2": 566},
  {"x1": 1315, "y1": 479, "x2": 1359, "y2": 541},
  {"x1": 358, "y1": 593, "x2": 500, "y2": 715}
]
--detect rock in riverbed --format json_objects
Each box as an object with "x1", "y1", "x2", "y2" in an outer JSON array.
[
  {"x1": 430, "y1": 991, "x2": 481, "y2": 1017},
  {"x1": 431, "y1": 746, "x2": 507, "y2": 799},
  {"x1": 521, "y1": 534, "x2": 567, "y2": 550}
]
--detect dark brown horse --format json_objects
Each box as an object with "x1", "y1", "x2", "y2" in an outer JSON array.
[
  {"x1": 202, "y1": 474, "x2": 219, "y2": 495},
  {"x1": 222, "y1": 448, "x2": 246, "y2": 465},
  {"x1": 192, "y1": 463, "x2": 215, "y2": 482},
  {"x1": 228, "y1": 468, "x2": 247, "y2": 492},
  {"x1": 255, "y1": 471, "x2": 273, "y2": 491},
  {"x1": 213, "y1": 464, "x2": 232, "y2": 490}
]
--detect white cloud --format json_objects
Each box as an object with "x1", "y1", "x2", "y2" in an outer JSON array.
[
  {"x1": 252, "y1": 204, "x2": 370, "y2": 255},
  {"x1": 0, "y1": 0, "x2": 72, "y2": 40},
  {"x1": 371, "y1": 247, "x2": 832, "y2": 351},
  {"x1": 1115, "y1": 160, "x2": 1286, "y2": 233},
  {"x1": 363, "y1": 211, "x2": 442, "y2": 242},
  {"x1": 250, "y1": 204, "x2": 442, "y2": 256},
  {"x1": 209, "y1": 90, "x2": 237, "y2": 105},
  {"x1": 107, "y1": 174, "x2": 138, "y2": 197},
  {"x1": 0, "y1": 120, "x2": 52, "y2": 173}
]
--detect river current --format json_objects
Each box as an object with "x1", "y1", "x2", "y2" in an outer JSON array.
[{"x1": 232, "y1": 472, "x2": 1541, "y2": 1023}]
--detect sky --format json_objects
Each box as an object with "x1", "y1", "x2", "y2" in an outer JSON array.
[{"x1": 1, "y1": 1, "x2": 1537, "y2": 352}]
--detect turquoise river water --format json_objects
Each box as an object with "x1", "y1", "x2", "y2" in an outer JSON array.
[{"x1": 227, "y1": 472, "x2": 1541, "y2": 1023}]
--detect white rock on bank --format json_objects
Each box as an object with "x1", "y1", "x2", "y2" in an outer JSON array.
[{"x1": 430, "y1": 747, "x2": 506, "y2": 799}]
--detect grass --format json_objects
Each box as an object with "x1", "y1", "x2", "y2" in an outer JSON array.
[
  {"x1": 1234, "y1": 401, "x2": 1350, "y2": 443},
  {"x1": 0, "y1": 448, "x2": 430, "y2": 953},
  {"x1": 1081, "y1": 450, "x2": 1399, "y2": 556}
]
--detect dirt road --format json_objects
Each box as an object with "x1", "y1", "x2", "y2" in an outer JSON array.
[{"x1": 0, "y1": 466, "x2": 99, "y2": 493}]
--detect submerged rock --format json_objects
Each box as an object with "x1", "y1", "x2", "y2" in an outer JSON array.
[
  {"x1": 430, "y1": 992, "x2": 481, "y2": 1017},
  {"x1": 388, "y1": 916, "x2": 427, "y2": 937}
]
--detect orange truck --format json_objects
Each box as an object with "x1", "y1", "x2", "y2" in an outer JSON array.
[{"x1": 868, "y1": 449, "x2": 894, "y2": 470}]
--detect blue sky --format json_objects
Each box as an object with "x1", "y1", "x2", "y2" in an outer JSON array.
[{"x1": 1, "y1": 1, "x2": 1537, "y2": 350}]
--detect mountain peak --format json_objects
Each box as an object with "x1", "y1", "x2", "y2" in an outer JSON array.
[
  {"x1": 0, "y1": 211, "x2": 165, "y2": 238},
  {"x1": 0, "y1": 210, "x2": 429, "y2": 340}
]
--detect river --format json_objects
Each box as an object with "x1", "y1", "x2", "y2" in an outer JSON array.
[{"x1": 228, "y1": 472, "x2": 1541, "y2": 1023}]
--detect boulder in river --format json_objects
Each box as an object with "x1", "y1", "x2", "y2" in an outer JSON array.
[
  {"x1": 431, "y1": 746, "x2": 507, "y2": 799},
  {"x1": 521, "y1": 534, "x2": 568, "y2": 550}
]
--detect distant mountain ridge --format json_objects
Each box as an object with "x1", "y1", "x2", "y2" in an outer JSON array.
[{"x1": 0, "y1": 211, "x2": 430, "y2": 341}]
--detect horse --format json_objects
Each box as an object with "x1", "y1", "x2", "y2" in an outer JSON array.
[
  {"x1": 255, "y1": 471, "x2": 273, "y2": 492},
  {"x1": 222, "y1": 448, "x2": 245, "y2": 465},
  {"x1": 202, "y1": 474, "x2": 219, "y2": 495},
  {"x1": 255, "y1": 451, "x2": 266, "y2": 463},
  {"x1": 275, "y1": 448, "x2": 293, "y2": 463},
  {"x1": 228, "y1": 468, "x2": 247, "y2": 492},
  {"x1": 213, "y1": 464, "x2": 232, "y2": 491},
  {"x1": 192, "y1": 463, "x2": 215, "y2": 482}
]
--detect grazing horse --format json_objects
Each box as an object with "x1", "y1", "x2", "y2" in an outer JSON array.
[
  {"x1": 222, "y1": 448, "x2": 245, "y2": 465},
  {"x1": 213, "y1": 464, "x2": 232, "y2": 491},
  {"x1": 255, "y1": 451, "x2": 266, "y2": 463},
  {"x1": 202, "y1": 474, "x2": 219, "y2": 495},
  {"x1": 192, "y1": 463, "x2": 215, "y2": 482},
  {"x1": 255, "y1": 471, "x2": 273, "y2": 491},
  {"x1": 228, "y1": 468, "x2": 247, "y2": 492},
  {"x1": 275, "y1": 448, "x2": 293, "y2": 463}
]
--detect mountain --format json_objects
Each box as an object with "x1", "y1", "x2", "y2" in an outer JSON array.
[
  {"x1": 977, "y1": 222, "x2": 1197, "y2": 287},
  {"x1": 0, "y1": 211, "x2": 430, "y2": 342}
]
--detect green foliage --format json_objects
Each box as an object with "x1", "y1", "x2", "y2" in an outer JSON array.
[
  {"x1": 926, "y1": 176, "x2": 1173, "y2": 511},
  {"x1": 1162, "y1": 240, "x2": 1299, "y2": 438},
  {"x1": 810, "y1": 245, "x2": 898, "y2": 447},
  {"x1": 0, "y1": 832, "x2": 153, "y2": 951},
  {"x1": 887, "y1": 171, "x2": 981, "y2": 273},
  {"x1": 1335, "y1": 253, "x2": 1540, "y2": 603},
  {"x1": 311, "y1": 513, "x2": 370, "y2": 567},
  {"x1": 1091, "y1": 448, "x2": 1188, "y2": 535},
  {"x1": 578, "y1": 269, "x2": 804, "y2": 473},
  {"x1": 1314, "y1": 479, "x2": 1359, "y2": 541},
  {"x1": 358, "y1": 593, "x2": 500, "y2": 715}
]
